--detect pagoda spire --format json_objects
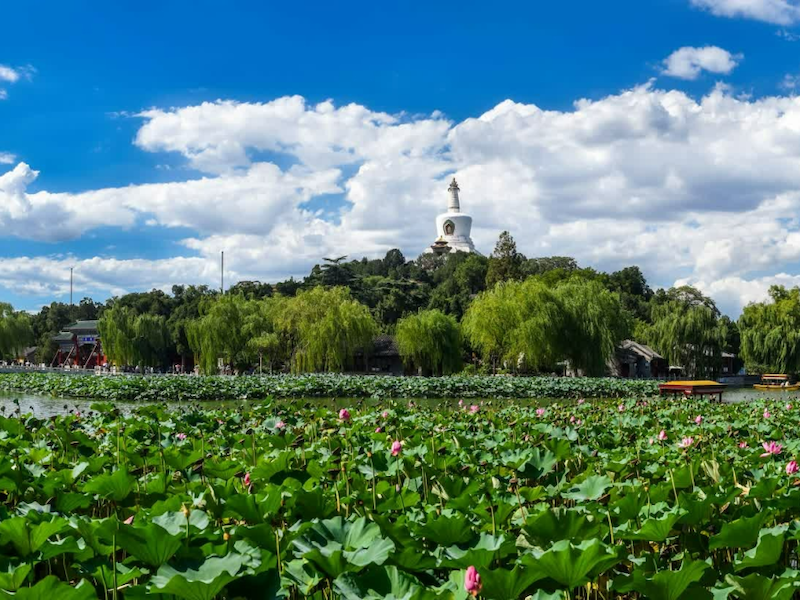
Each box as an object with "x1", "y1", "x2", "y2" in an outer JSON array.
[{"x1": 447, "y1": 178, "x2": 461, "y2": 212}]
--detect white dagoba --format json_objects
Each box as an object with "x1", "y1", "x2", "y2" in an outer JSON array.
[{"x1": 425, "y1": 178, "x2": 481, "y2": 255}]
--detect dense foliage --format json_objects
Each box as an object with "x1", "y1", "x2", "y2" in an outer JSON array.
[
  {"x1": 739, "y1": 285, "x2": 800, "y2": 374},
  {"x1": 0, "y1": 373, "x2": 660, "y2": 402},
  {"x1": 463, "y1": 279, "x2": 629, "y2": 375},
  {"x1": 0, "y1": 303, "x2": 32, "y2": 361},
  {"x1": 0, "y1": 394, "x2": 798, "y2": 597},
  {"x1": 395, "y1": 310, "x2": 462, "y2": 376}
]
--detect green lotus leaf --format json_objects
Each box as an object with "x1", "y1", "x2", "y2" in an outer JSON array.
[
  {"x1": 282, "y1": 559, "x2": 323, "y2": 595},
  {"x1": 152, "y1": 509, "x2": 210, "y2": 536},
  {"x1": 709, "y1": 513, "x2": 771, "y2": 550},
  {"x1": 82, "y1": 467, "x2": 135, "y2": 502},
  {"x1": 149, "y1": 553, "x2": 247, "y2": 600},
  {"x1": 521, "y1": 506, "x2": 603, "y2": 545},
  {"x1": 333, "y1": 565, "x2": 432, "y2": 600},
  {"x1": 0, "y1": 560, "x2": 31, "y2": 592},
  {"x1": 562, "y1": 475, "x2": 612, "y2": 502},
  {"x1": 725, "y1": 572, "x2": 799, "y2": 600},
  {"x1": 479, "y1": 565, "x2": 544, "y2": 600},
  {"x1": 292, "y1": 517, "x2": 396, "y2": 577},
  {"x1": 617, "y1": 505, "x2": 687, "y2": 542},
  {"x1": 413, "y1": 509, "x2": 473, "y2": 546},
  {"x1": 0, "y1": 576, "x2": 95, "y2": 600},
  {"x1": 116, "y1": 521, "x2": 184, "y2": 567},
  {"x1": 0, "y1": 516, "x2": 68, "y2": 557},
  {"x1": 521, "y1": 538, "x2": 624, "y2": 590},
  {"x1": 734, "y1": 526, "x2": 788, "y2": 572},
  {"x1": 442, "y1": 534, "x2": 516, "y2": 569},
  {"x1": 612, "y1": 558, "x2": 710, "y2": 600}
]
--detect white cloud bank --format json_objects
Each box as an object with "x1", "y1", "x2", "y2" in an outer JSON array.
[
  {"x1": 661, "y1": 46, "x2": 742, "y2": 79},
  {"x1": 8, "y1": 85, "x2": 800, "y2": 314},
  {"x1": 690, "y1": 0, "x2": 800, "y2": 24}
]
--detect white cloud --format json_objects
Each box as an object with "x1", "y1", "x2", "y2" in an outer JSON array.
[
  {"x1": 661, "y1": 46, "x2": 742, "y2": 80},
  {"x1": 690, "y1": 0, "x2": 800, "y2": 24},
  {"x1": 0, "y1": 153, "x2": 15, "y2": 165},
  {"x1": 0, "y1": 64, "x2": 33, "y2": 99},
  {"x1": 0, "y1": 65, "x2": 19, "y2": 83},
  {"x1": 12, "y1": 85, "x2": 800, "y2": 314}
]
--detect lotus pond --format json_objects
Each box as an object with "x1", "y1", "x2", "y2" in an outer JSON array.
[
  {"x1": 1, "y1": 395, "x2": 800, "y2": 598},
  {"x1": 0, "y1": 373, "x2": 660, "y2": 402}
]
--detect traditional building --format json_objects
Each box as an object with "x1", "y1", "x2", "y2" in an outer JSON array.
[
  {"x1": 425, "y1": 178, "x2": 481, "y2": 256},
  {"x1": 51, "y1": 320, "x2": 104, "y2": 368}
]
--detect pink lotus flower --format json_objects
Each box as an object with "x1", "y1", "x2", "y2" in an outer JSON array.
[
  {"x1": 678, "y1": 437, "x2": 694, "y2": 449},
  {"x1": 391, "y1": 440, "x2": 402, "y2": 456},
  {"x1": 695, "y1": 415, "x2": 703, "y2": 425},
  {"x1": 123, "y1": 514, "x2": 134, "y2": 525},
  {"x1": 761, "y1": 441, "x2": 783, "y2": 457},
  {"x1": 739, "y1": 441, "x2": 748, "y2": 448},
  {"x1": 469, "y1": 405, "x2": 480, "y2": 414},
  {"x1": 243, "y1": 473, "x2": 251, "y2": 487},
  {"x1": 575, "y1": 419, "x2": 582, "y2": 426},
  {"x1": 275, "y1": 420, "x2": 286, "y2": 430},
  {"x1": 787, "y1": 460, "x2": 799, "y2": 475},
  {"x1": 618, "y1": 404, "x2": 625, "y2": 412},
  {"x1": 569, "y1": 416, "x2": 575, "y2": 423},
  {"x1": 339, "y1": 408, "x2": 351, "y2": 422},
  {"x1": 578, "y1": 398, "x2": 585, "y2": 405},
  {"x1": 788, "y1": 403, "x2": 794, "y2": 410},
  {"x1": 648, "y1": 438, "x2": 654, "y2": 445},
  {"x1": 381, "y1": 410, "x2": 389, "y2": 418},
  {"x1": 464, "y1": 566, "x2": 482, "y2": 597},
  {"x1": 458, "y1": 400, "x2": 464, "y2": 407},
  {"x1": 763, "y1": 410, "x2": 771, "y2": 419},
  {"x1": 375, "y1": 427, "x2": 382, "y2": 433},
  {"x1": 658, "y1": 430, "x2": 667, "y2": 441},
  {"x1": 74, "y1": 411, "x2": 81, "y2": 418},
  {"x1": 176, "y1": 433, "x2": 187, "y2": 441},
  {"x1": 536, "y1": 408, "x2": 545, "y2": 417}
]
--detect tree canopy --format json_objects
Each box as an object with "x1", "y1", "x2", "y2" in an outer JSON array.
[
  {"x1": 0, "y1": 304, "x2": 33, "y2": 360},
  {"x1": 739, "y1": 285, "x2": 800, "y2": 374},
  {"x1": 396, "y1": 309, "x2": 462, "y2": 375}
]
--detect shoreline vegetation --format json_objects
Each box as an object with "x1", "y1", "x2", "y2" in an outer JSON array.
[{"x1": 0, "y1": 372, "x2": 661, "y2": 402}]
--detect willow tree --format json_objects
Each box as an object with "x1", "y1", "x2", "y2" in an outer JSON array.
[
  {"x1": 275, "y1": 286, "x2": 377, "y2": 373},
  {"x1": 0, "y1": 304, "x2": 33, "y2": 360},
  {"x1": 396, "y1": 309, "x2": 462, "y2": 375},
  {"x1": 187, "y1": 294, "x2": 260, "y2": 374},
  {"x1": 555, "y1": 279, "x2": 630, "y2": 376},
  {"x1": 647, "y1": 286, "x2": 726, "y2": 378},
  {"x1": 739, "y1": 285, "x2": 800, "y2": 374},
  {"x1": 98, "y1": 305, "x2": 137, "y2": 366},
  {"x1": 463, "y1": 279, "x2": 563, "y2": 372},
  {"x1": 99, "y1": 306, "x2": 169, "y2": 368}
]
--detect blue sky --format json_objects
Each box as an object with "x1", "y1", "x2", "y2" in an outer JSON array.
[{"x1": 4, "y1": 0, "x2": 800, "y2": 315}]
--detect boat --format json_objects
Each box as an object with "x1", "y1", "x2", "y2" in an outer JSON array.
[{"x1": 753, "y1": 374, "x2": 800, "y2": 392}]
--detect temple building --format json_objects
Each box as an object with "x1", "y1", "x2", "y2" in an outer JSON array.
[
  {"x1": 51, "y1": 320, "x2": 104, "y2": 368},
  {"x1": 425, "y1": 178, "x2": 481, "y2": 256}
]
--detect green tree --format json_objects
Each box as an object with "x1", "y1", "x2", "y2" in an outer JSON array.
[
  {"x1": 99, "y1": 306, "x2": 169, "y2": 368},
  {"x1": 485, "y1": 231, "x2": 525, "y2": 288},
  {"x1": 276, "y1": 287, "x2": 377, "y2": 373},
  {"x1": 98, "y1": 305, "x2": 137, "y2": 367},
  {"x1": 739, "y1": 285, "x2": 800, "y2": 374},
  {"x1": 555, "y1": 279, "x2": 630, "y2": 376},
  {"x1": 395, "y1": 309, "x2": 462, "y2": 375},
  {"x1": 0, "y1": 304, "x2": 33, "y2": 361},
  {"x1": 187, "y1": 295, "x2": 258, "y2": 374},
  {"x1": 646, "y1": 286, "x2": 727, "y2": 378},
  {"x1": 463, "y1": 279, "x2": 563, "y2": 373}
]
